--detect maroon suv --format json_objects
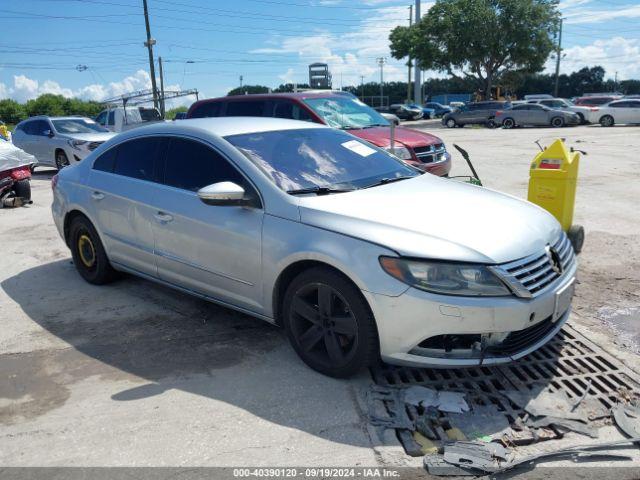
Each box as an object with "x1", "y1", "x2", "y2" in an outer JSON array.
[{"x1": 186, "y1": 91, "x2": 451, "y2": 176}]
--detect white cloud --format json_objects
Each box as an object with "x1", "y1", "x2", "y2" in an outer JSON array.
[
  {"x1": 0, "y1": 70, "x2": 194, "y2": 108},
  {"x1": 545, "y1": 36, "x2": 640, "y2": 80},
  {"x1": 251, "y1": 4, "x2": 431, "y2": 88}
]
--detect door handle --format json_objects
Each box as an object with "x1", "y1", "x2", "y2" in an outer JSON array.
[
  {"x1": 91, "y1": 191, "x2": 105, "y2": 201},
  {"x1": 154, "y1": 212, "x2": 173, "y2": 223}
]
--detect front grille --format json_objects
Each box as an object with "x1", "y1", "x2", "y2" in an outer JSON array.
[
  {"x1": 493, "y1": 315, "x2": 557, "y2": 355},
  {"x1": 413, "y1": 144, "x2": 446, "y2": 164},
  {"x1": 491, "y1": 232, "x2": 575, "y2": 298},
  {"x1": 88, "y1": 141, "x2": 103, "y2": 151}
]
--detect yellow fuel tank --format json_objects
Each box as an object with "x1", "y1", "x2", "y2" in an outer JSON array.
[{"x1": 528, "y1": 139, "x2": 579, "y2": 232}]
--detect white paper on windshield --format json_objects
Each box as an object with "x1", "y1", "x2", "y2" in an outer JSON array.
[{"x1": 341, "y1": 140, "x2": 376, "y2": 157}]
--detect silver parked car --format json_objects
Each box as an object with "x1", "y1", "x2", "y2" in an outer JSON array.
[
  {"x1": 495, "y1": 104, "x2": 580, "y2": 128},
  {"x1": 527, "y1": 98, "x2": 592, "y2": 124},
  {"x1": 13, "y1": 116, "x2": 115, "y2": 170},
  {"x1": 51, "y1": 118, "x2": 576, "y2": 377}
]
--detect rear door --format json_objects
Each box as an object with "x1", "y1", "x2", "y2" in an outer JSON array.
[
  {"x1": 608, "y1": 101, "x2": 632, "y2": 123},
  {"x1": 87, "y1": 136, "x2": 167, "y2": 277},
  {"x1": 28, "y1": 120, "x2": 55, "y2": 163},
  {"x1": 151, "y1": 136, "x2": 265, "y2": 313}
]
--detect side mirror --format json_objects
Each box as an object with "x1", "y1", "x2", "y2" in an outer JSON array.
[
  {"x1": 44, "y1": 129, "x2": 54, "y2": 138},
  {"x1": 197, "y1": 181, "x2": 247, "y2": 206}
]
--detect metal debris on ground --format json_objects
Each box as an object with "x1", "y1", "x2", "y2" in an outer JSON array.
[
  {"x1": 612, "y1": 404, "x2": 640, "y2": 439},
  {"x1": 502, "y1": 386, "x2": 588, "y2": 422},
  {"x1": 369, "y1": 326, "x2": 640, "y2": 455},
  {"x1": 403, "y1": 385, "x2": 469, "y2": 413},
  {"x1": 524, "y1": 415, "x2": 598, "y2": 438},
  {"x1": 425, "y1": 438, "x2": 640, "y2": 476}
]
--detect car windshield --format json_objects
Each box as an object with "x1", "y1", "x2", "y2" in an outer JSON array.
[
  {"x1": 52, "y1": 119, "x2": 109, "y2": 134},
  {"x1": 225, "y1": 128, "x2": 418, "y2": 193},
  {"x1": 303, "y1": 96, "x2": 390, "y2": 129}
]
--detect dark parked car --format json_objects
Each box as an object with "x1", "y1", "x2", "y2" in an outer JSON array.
[
  {"x1": 424, "y1": 102, "x2": 452, "y2": 118},
  {"x1": 389, "y1": 104, "x2": 423, "y2": 121},
  {"x1": 441, "y1": 101, "x2": 509, "y2": 128},
  {"x1": 187, "y1": 92, "x2": 451, "y2": 176}
]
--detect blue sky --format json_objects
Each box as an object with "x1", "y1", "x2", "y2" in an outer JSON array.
[{"x1": 1, "y1": 0, "x2": 639, "y2": 105}]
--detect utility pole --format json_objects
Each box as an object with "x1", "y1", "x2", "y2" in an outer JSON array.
[
  {"x1": 240, "y1": 75, "x2": 243, "y2": 88},
  {"x1": 407, "y1": 4, "x2": 413, "y2": 103},
  {"x1": 158, "y1": 56, "x2": 165, "y2": 118},
  {"x1": 142, "y1": 0, "x2": 159, "y2": 109},
  {"x1": 377, "y1": 57, "x2": 386, "y2": 108},
  {"x1": 360, "y1": 75, "x2": 365, "y2": 100},
  {"x1": 413, "y1": 0, "x2": 421, "y2": 105},
  {"x1": 554, "y1": 17, "x2": 563, "y2": 98}
]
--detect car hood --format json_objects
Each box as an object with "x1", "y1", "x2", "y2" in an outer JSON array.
[
  {"x1": 297, "y1": 174, "x2": 561, "y2": 264},
  {"x1": 350, "y1": 126, "x2": 442, "y2": 149},
  {"x1": 59, "y1": 132, "x2": 116, "y2": 142}
]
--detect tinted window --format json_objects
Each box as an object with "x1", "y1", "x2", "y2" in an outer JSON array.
[
  {"x1": 114, "y1": 137, "x2": 165, "y2": 181},
  {"x1": 163, "y1": 138, "x2": 244, "y2": 192},
  {"x1": 93, "y1": 147, "x2": 117, "y2": 173},
  {"x1": 189, "y1": 101, "x2": 221, "y2": 118},
  {"x1": 107, "y1": 111, "x2": 115, "y2": 126},
  {"x1": 95, "y1": 111, "x2": 107, "y2": 125},
  {"x1": 529, "y1": 104, "x2": 545, "y2": 110},
  {"x1": 512, "y1": 105, "x2": 528, "y2": 110},
  {"x1": 28, "y1": 120, "x2": 50, "y2": 136},
  {"x1": 225, "y1": 101, "x2": 266, "y2": 117},
  {"x1": 610, "y1": 101, "x2": 630, "y2": 108},
  {"x1": 271, "y1": 100, "x2": 313, "y2": 121}
]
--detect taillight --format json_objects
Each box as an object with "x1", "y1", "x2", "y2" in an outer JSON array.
[
  {"x1": 590, "y1": 107, "x2": 599, "y2": 111},
  {"x1": 51, "y1": 174, "x2": 59, "y2": 190},
  {"x1": 495, "y1": 110, "x2": 503, "y2": 116}
]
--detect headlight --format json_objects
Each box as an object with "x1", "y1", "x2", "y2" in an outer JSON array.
[
  {"x1": 379, "y1": 257, "x2": 511, "y2": 296},
  {"x1": 384, "y1": 146, "x2": 413, "y2": 160},
  {"x1": 68, "y1": 139, "x2": 88, "y2": 150}
]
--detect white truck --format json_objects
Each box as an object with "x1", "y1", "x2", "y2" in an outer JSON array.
[{"x1": 94, "y1": 106, "x2": 163, "y2": 133}]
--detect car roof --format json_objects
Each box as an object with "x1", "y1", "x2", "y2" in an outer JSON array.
[
  {"x1": 20, "y1": 115, "x2": 91, "y2": 121},
  {"x1": 193, "y1": 90, "x2": 354, "y2": 104},
  {"x1": 121, "y1": 117, "x2": 328, "y2": 138}
]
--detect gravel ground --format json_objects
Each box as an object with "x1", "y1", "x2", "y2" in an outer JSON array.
[{"x1": 0, "y1": 122, "x2": 639, "y2": 473}]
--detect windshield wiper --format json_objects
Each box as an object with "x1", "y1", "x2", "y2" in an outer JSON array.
[
  {"x1": 361, "y1": 176, "x2": 416, "y2": 189},
  {"x1": 287, "y1": 186, "x2": 355, "y2": 196}
]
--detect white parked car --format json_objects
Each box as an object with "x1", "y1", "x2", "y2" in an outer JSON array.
[
  {"x1": 527, "y1": 98, "x2": 592, "y2": 124},
  {"x1": 588, "y1": 99, "x2": 640, "y2": 127},
  {"x1": 94, "y1": 106, "x2": 162, "y2": 133},
  {"x1": 12, "y1": 116, "x2": 115, "y2": 170}
]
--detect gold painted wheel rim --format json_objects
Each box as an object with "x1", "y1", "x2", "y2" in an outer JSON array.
[{"x1": 78, "y1": 234, "x2": 96, "y2": 268}]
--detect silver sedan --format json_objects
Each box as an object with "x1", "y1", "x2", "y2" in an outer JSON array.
[
  {"x1": 495, "y1": 104, "x2": 581, "y2": 128},
  {"x1": 51, "y1": 118, "x2": 576, "y2": 377}
]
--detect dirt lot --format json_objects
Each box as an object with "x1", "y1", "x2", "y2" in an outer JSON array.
[{"x1": 1, "y1": 123, "x2": 639, "y2": 471}]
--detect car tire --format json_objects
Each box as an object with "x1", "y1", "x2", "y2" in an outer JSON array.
[
  {"x1": 55, "y1": 150, "x2": 70, "y2": 170},
  {"x1": 567, "y1": 225, "x2": 585, "y2": 255},
  {"x1": 445, "y1": 118, "x2": 457, "y2": 128},
  {"x1": 69, "y1": 216, "x2": 118, "y2": 285},
  {"x1": 13, "y1": 179, "x2": 31, "y2": 201},
  {"x1": 282, "y1": 266, "x2": 379, "y2": 378},
  {"x1": 600, "y1": 115, "x2": 614, "y2": 127},
  {"x1": 502, "y1": 118, "x2": 516, "y2": 129},
  {"x1": 487, "y1": 119, "x2": 497, "y2": 129},
  {"x1": 551, "y1": 117, "x2": 564, "y2": 128}
]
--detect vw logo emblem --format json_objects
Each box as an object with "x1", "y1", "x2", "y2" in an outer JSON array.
[{"x1": 546, "y1": 246, "x2": 563, "y2": 275}]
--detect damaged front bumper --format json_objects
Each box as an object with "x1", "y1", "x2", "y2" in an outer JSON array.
[{"x1": 364, "y1": 260, "x2": 576, "y2": 368}]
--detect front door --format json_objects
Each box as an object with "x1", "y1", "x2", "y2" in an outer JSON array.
[{"x1": 151, "y1": 137, "x2": 265, "y2": 314}]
